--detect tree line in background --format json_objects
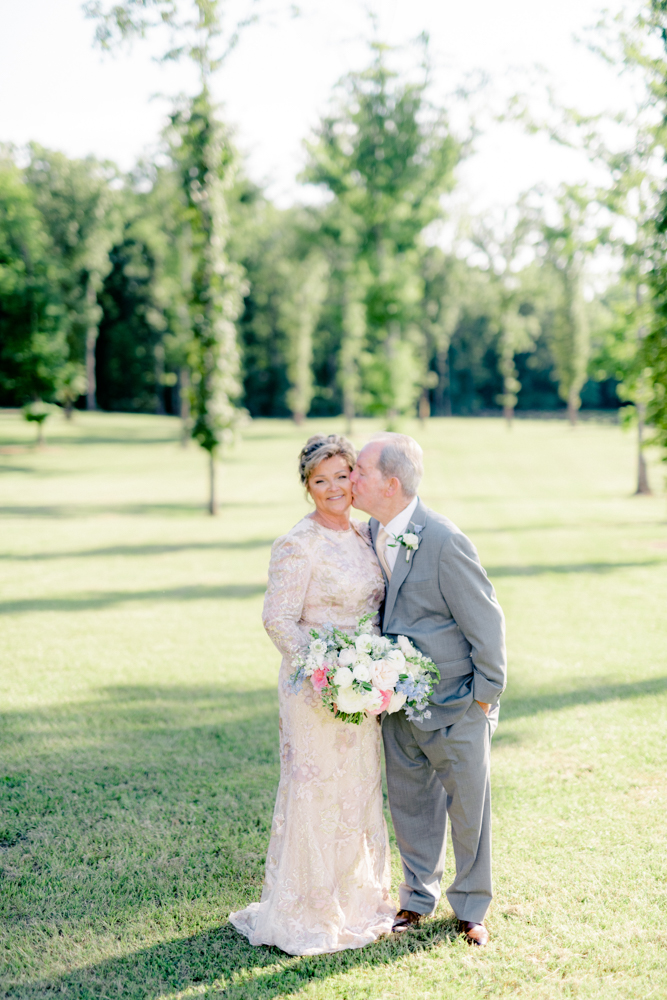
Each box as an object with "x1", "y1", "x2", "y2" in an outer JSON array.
[{"x1": 1, "y1": 0, "x2": 666, "y2": 503}]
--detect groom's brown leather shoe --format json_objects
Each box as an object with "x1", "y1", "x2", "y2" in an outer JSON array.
[
  {"x1": 459, "y1": 920, "x2": 489, "y2": 947},
  {"x1": 392, "y1": 909, "x2": 422, "y2": 932}
]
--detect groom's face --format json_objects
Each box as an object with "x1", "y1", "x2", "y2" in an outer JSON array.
[{"x1": 350, "y1": 442, "x2": 385, "y2": 515}]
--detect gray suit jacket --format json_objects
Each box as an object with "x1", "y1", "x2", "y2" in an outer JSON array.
[{"x1": 371, "y1": 498, "x2": 506, "y2": 731}]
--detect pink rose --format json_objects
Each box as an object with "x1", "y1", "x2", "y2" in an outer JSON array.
[
  {"x1": 311, "y1": 668, "x2": 329, "y2": 693},
  {"x1": 368, "y1": 689, "x2": 393, "y2": 716}
]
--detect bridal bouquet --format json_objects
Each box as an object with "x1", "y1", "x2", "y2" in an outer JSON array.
[{"x1": 290, "y1": 614, "x2": 440, "y2": 726}]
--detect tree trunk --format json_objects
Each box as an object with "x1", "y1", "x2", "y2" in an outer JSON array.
[
  {"x1": 86, "y1": 326, "x2": 97, "y2": 410},
  {"x1": 567, "y1": 390, "x2": 579, "y2": 427},
  {"x1": 155, "y1": 343, "x2": 166, "y2": 416},
  {"x1": 64, "y1": 400, "x2": 73, "y2": 421},
  {"x1": 635, "y1": 402, "x2": 652, "y2": 495},
  {"x1": 208, "y1": 451, "x2": 217, "y2": 516},
  {"x1": 37, "y1": 420, "x2": 45, "y2": 446},
  {"x1": 344, "y1": 398, "x2": 354, "y2": 436},
  {"x1": 418, "y1": 391, "x2": 430, "y2": 424},
  {"x1": 503, "y1": 403, "x2": 514, "y2": 428},
  {"x1": 179, "y1": 367, "x2": 190, "y2": 448},
  {"x1": 293, "y1": 412, "x2": 304, "y2": 426},
  {"x1": 386, "y1": 323, "x2": 399, "y2": 429},
  {"x1": 435, "y1": 346, "x2": 452, "y2": 417}
]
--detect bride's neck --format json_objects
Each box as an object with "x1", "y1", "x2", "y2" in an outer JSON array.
[{"x1": 310, "y1": 509, "x2": 351, "y2": 531}]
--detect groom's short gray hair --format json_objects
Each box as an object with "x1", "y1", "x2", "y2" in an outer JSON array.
[{"x1": 374, "y1": 433, "x2": 423, "y2": 497}]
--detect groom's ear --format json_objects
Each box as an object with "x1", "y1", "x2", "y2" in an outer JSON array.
[{"x1": 384, "y1": 477, "x2": 401, "y2": 498}]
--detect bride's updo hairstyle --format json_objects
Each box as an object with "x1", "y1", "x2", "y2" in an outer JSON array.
[{"x1": 298, "y1": 434, "x2": 356, "y2": 493}]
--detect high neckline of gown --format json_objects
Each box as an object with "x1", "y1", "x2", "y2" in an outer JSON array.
[{"x1": 307, "y1": 515, "x2": 354, "y2": 534}]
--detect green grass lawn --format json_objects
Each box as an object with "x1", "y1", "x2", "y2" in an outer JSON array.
[{"x1": 1, "y1": 409, "x2": 666, "y2": 1000}]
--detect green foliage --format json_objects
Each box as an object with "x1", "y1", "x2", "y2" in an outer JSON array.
[
  {"x1": 0, "y1": 154, "x2": 68, "y2": 405},
  {"x1": 278, "y1": 252, "x2": 328, "y2": 422},
  {"x1": 21, "y1": 399, "x2": 59, "y2": 443},
  {"x1": 304, "y1": 41, "x2": 460, "y2": 421},
  {"x1": 84, "y1": 0, "x2": 261, "y2": 77},
  {"x1": 96, "y1": 167, "x2": 191, "y2": 414},
  {"x1": 642, "y1": 325, "x2": 667, "y2": 453},
  {"x1": 470, "y1": 202, "x2": 542, "y2": 421},
  {"x1": 541, "y1": 186, "x2": 604, "y2": 424},
  {"x1": 169, "y1": 88, "x2": 245, "y2": 459},
  {"x1": 24, "y1": 144, "x2": 121, "y2": 407}
]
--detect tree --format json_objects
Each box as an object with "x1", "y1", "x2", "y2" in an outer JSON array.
[
  {"x1": 303, "y1": 40, "x2": 460, "y2": 424},
  {"x1": 96, "y1": 166, "x2": 192, "y2": 420},
  {"x1": 420, "y1": 249, "x2": 466, "y2": 417},
  {"x1": 170, "y1": 89, "x2": 246, "y2": 514},
  {"x1": 469, "y1": 201, "x2": 541, "y2": 425},
  {"x1": 509, "y1": 4, "x2": 666, "y2": 474},
  {"x1": 24, "y1": 145, "x2": 120, "y2": 410},
  {"x1": 541, "y1": 186, "x2": 604, "y2": 426},
  {"x1": 339, "y1": 268, "x2": 368, "y2": 430},
  {"x1": 0, "y1": 153, "x2": 69, "y2": 408},
  {"x1": 87, "y1": 0, "x2": 253, "y2": 513},
  {"x1": 278, "y1": 252, "x2": 328, "y2": 423}
]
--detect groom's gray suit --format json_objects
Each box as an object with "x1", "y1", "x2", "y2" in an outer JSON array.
[{"x1": 371, "y1": 498, "x2": 506, "y2": 924}]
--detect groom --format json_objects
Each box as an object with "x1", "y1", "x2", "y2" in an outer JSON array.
[{"x1": 350, "y1": 433, "x2": 506, "y2": 947}]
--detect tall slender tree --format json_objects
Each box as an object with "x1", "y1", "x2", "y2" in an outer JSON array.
[
  {"x1": 87, "y1": 0, "x2": 253, "y2": 512},
  {"x1": 278, "y1": 252, "x2": 328, "y2": 424},
  {"x1": 303, "y1": 40, "x2": 460, "y2": 424},
  {"x1": 470, "y1": 202, "x2": 541, "y2": 425},
  {"x1": 24, "y1": 146, "x2": 120, "y2": 410},
  {"x1": 541, "y1": 186, "x2": 605, "y2": 426},
  {"x1": 0, "y1": 153, "x2": 69, "y2": 408}
]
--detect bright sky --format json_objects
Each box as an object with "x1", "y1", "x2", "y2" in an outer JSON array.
[{"x1": 0, "y1": 0, "x2": 630, "y2": 214}]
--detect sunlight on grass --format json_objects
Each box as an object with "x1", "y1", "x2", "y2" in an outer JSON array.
[{"x1": 0, "y1": 410, "x2": 666, "y2": 999}]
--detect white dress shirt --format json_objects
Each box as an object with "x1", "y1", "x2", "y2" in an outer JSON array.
[{"x1": 379, "y1": 495, "x2": 419, "y2": 573}]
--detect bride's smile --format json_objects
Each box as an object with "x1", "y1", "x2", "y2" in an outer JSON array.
[{"x1": 307, "y1": 455, "x2": 354, "y2": 529}]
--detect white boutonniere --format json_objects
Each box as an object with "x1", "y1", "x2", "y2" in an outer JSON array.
[{"x1": 389, "y1": 524, "x2": 424, "y2": 562}]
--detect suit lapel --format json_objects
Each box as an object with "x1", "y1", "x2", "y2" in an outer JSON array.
[
  {"x1": 369, "y1": 517, "x2": 389, "y2": 588},
  {"x1": 383, "y1": 498, "x2": 429, "y2": 624}
]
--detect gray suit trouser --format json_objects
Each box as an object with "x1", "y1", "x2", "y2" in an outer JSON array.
[{"x1": 382, "y1": 699, "x2": 498, "y2": 924}]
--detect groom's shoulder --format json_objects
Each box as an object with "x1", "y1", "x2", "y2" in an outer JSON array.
[{"x1": 423, "y1": 506, "x2": 465, "y2": 541}]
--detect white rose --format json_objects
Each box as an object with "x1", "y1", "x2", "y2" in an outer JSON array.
[
  {"x1": 336, "y1": 685, "x2": 377, "y2": 714},
  {"x1": 397, "y1": 635, "x2": 414, "y2": 656},
  {"x1": 337, "y1": 647, "x2": 356, "y2": 668},
  {"x1": 386, "y1": 648, "x2": 406, "y2": 671},
  {"x1": 355, "y1": 633, "x2": 374, "y2": 654},
  {"x1": 369, "y1": 657, "x2": 399, "y2": 691},
  {"x1": 402, "y1": 532, "x2": 419, "y2": 548},
  {"x1": 352, "y1": 662, "x2": 371, "y2": 683},
  {"x1": 386, "y1": 691, "x2": 407, "y2": 714},
  {"x1": 333, "y1": 666, "x2": 353, "y2": 689}
]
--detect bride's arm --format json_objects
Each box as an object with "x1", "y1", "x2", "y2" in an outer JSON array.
[{"x1": 262, "y1": 534, "x2": 312, "y2": 662}]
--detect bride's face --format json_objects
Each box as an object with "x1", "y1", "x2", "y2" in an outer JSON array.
[{"x1": 308, "y1": 455, "x2": 353, "y2": 516}]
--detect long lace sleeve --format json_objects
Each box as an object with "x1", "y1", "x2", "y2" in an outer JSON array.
[{"x1": 262, "y1": 534, "x2": 312, "y2": 663}]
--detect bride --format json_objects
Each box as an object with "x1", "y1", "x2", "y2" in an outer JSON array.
[{"x1": 229, "y1": 433, "x2": 395, "y2": 955}]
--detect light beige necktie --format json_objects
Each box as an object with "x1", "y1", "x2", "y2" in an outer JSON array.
[{"x1": 376, "y1": 527, "x2": 392, "y2": 581}]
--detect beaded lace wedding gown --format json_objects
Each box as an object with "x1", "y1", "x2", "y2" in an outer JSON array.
[{"x1": 229, "y1": 516, "x2": 395, "y2": 955}]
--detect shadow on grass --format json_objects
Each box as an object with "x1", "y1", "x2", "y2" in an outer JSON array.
[
  {"x1": 0, "y1": 539, "x2": 275, "y2": 561},
  {"x1": 0, "y1": 499, "x2": 291, "y2": 519},
  {"x1": 0, "y1": 683, "x2": 458, "y2": 999},
  {"x1": 501, "y1": 675, "x2": 667, "y2": 721},
  {"x1": 0, "y1": 583, "x2": 266, "y2": 615},
  {"x1": 13, "y1": 919, "x2": 459, "y2": 1000},
  {"x1": 487, "y1": 558, "x2": 666, "y2": 578}
]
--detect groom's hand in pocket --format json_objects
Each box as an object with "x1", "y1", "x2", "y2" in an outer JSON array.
[{"x1": 475, "y1": 701, "x2": 491, "y2": 715}]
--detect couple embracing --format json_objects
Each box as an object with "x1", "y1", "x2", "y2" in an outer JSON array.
[{"x1": 230, "y1": 432, "x2": 506, "y2": 954}]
